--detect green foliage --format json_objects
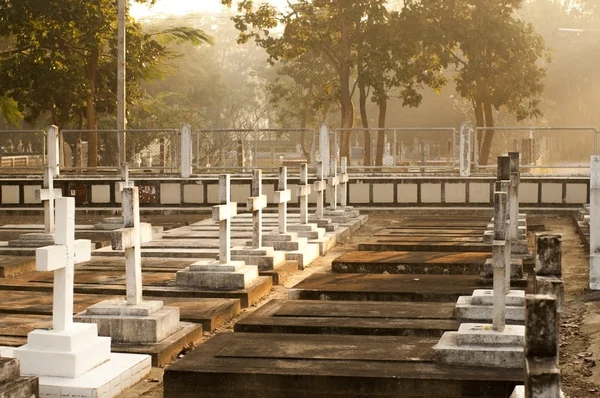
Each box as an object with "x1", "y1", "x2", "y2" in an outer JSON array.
[{"x1": 0, "y1": 95, "x2": 23, "y2": 126}]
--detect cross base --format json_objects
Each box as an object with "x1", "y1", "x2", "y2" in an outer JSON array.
[
  {"x1": 454, "y1": 295, "x2": 525, "y2": 323},
  {"x1": 74, "y1": 299, "x2": 181, "y2": 344},
  {"x1": 8, "y1": 232, "x2": 54, "y2": 248},
  {"x1": 434, "y1": 323, "x2": 525, "y2": 368},
  {"x1": 12, "y1": 323, "x2": 111, "y2": 378},
  {"x1": 176, "y1": 260, "x2": 259, "y2": 290}
]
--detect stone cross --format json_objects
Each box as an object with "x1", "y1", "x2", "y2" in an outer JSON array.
[
  {"x1": 328, "y1": 158, "x2": 339, "y2": 210},
  {"x1": 36, "y1": 166, "x2": 63, "y2": 234},
  {"x1": 340, "y1": 157, "x2": 349, "y2": 207},
  {"x1": 110, "y1": 187, "x2": 152, "y2": 306},
  {"x1": 274, "y1": 166, "x2": 291, "y2": 234},
  {"x1": 319, "y1": 124, "x2": 330, "y2": 177},
  {"x1": 459, "y1": 122, "x2": 470, "y2": 177},
  {"x1": 116, "y1": 164, "x2": 134, "y2": 192},
  {"x1": 313, "y1": 161, "x2": 327, "y2": 219},
  {"x1": 492, "y1": 190, "x2": 509, "y2": 332},
  {"x1": 212, "y1": 175, "x2": 237, "y2": 264},
  {"x1": 524, "y1": 294, "x2": 561, "y2": 396},
  {"x1": 591, "y1": 156, "x2": 600, "y2": 290},
  {"x1": 36, "y1": 197, "x2": 91, "y2": 331},
  {"x1": 508, "y1": 152, "x2": 520, "y2": 242},
  {"x1": 495, "y1": 179, "x2": 512, "y2": 294},
  {"x1": 535, "y1": 234, "x2": 564, "y2": 312},
  {"x1": 247, "y1": 169, "x2": 267, "y2": 248},
  {"x1": 297, "y1": 163, "x2": 312, "y2": 225}
]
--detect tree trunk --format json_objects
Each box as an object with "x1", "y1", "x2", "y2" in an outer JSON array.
[
  {"x1": 358, "y1": 79, "x2": 370, "y2": 166},
  {"x1": 479, "y1": 101, "x2": 495, "y2": 166},
  {"x1": 338, "y1": 0, "x2": 352, "y2": 160},
  {"x1": 375, "y1": 97, "x2": 387, "y2": 167},
  {"x1": 86, "y1": 46, "x2": 99, "y2": 168}
]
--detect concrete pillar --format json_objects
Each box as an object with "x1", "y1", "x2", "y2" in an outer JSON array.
[
  {"x1": 319, "y1": 124, "x2": 330, "y2": 177},
  {"x1": 535, "y1": 234, "x2": 564, "y2": 313},
  {"x1": 47, "y1": 125, "x2": 60, "y2": 177},
  {"x1": 508, "y1": 152, "x2": 520, "y2": 242},
  {"x1": 492, "y1": 191, "x2": 508, "y2": 332},
  {"x1": 459, "y1": 122, "x2": 470, "y2": 177},
  {"x1": 590, "y1": 156, "x2": 600, "y2": 290},
  {"x1": 180, "y1": 124, "x2": 192, "y2": 178}
]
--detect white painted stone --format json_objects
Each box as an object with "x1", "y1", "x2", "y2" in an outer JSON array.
[
  {"x1": 373, "y1": 184, "x2": 394, "y2": 203},
  {"x1": 421, "y1": 183, "x2": 441, "y2": 203},
  {"x1": 183, "y1": 184, "x2": 204, "y2": 204},
  {"x1": 445, "y1": 182, "x2": 466, "y2": 203},
  {"x1": 469, "y1": 182, "x2": 490, "y2": 203},
  {"x1": 160, "y1": 183, "x2": 181, "y2": 205},
  {"x1": 566, "y1": 183, "x2": 587, "y2": 204},
  {"x1": 91, "y1": 185, "x2": 111, "y2": 204},
  {"x1": 349, "y1": 183, "x2": 369, "y2": 203},
  {"x1": 397, "y1": 184, "x2": 418, "y2": 203},
  {"x1": 1, "y1": 185, "x2": 19, "y2": 204},
  {"x1": 541, "y1": 183, "x2": 562, "y2": 204},
  {"x1": 519, "y1": 183, "x2": 538, "y2": 203},
  {"x1": 24, "y1": 185, "x2": 42, "y2": 204}
]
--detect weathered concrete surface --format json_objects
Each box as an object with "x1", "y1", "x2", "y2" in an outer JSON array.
[
  {"x1": 0, "y1": 256, "x2": 35, "y2": 278},
  {"x1": 164, "y1": 332, "x2": 521, "y2": 398},
  {"x1": 358, "y1": 240, "x2": 493, "y2": 253},
  {"x1": 0, "y1": 357, "x2": 39, "y2": 398}
]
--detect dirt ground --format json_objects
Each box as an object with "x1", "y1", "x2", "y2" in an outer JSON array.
[{"x1": 1, "y1": 211, "x2": 597, "y2": 397}]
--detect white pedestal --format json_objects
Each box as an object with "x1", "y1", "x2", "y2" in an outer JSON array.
[
  {"x1": 176, "y1": 260, "x2": 259, "y2": 290},
  {"x1": 455, "y1": 290, "x2": 525, "y2": 323}
]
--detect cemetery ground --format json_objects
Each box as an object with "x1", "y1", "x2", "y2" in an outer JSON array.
[{"x1": 0, "y1": 210, "x2": 598, "y2": 397}]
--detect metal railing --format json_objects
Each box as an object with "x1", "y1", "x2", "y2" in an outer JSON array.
[
  {"x1": 474, "y1": 126, "x2": 598, "y2": 174},
  {"x1": 0, "y1": 130, "x2": 47, "y2": 173}
]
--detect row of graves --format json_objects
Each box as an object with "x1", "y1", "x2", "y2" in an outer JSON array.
[
  {"x1": 0, "y1": 157, "x2": 367, "y2": 396},
  {"x1": 163, "y1": 153, "x2": 566, "y2": 397}
]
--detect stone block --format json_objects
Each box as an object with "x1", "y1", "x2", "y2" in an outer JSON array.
[
  {"x1": 397, "y1": 183, "x2": 418, "y2": 203},
  {"x1": 525, "y1": 294, "x2": 558, "y2": 358},
  {"x1": 445, "y1": 182, "x2": 466, "y2": 203},
  {"x1": 566, "y1": 183, "x2": 587, "y2": 204},
  {"x1": 372, "y1": 184, "x2": 394, "y2": 203},
  {"x1": 349, "y1": 183, "x2": 369, "y2": 203},
  {"x1": 284, "y1": 243, "x2": 320, "y2": 268},
  {"x1": 455, "y1": 296, "x2": 525, "y2": 323},
  {"x1": 421, "y1": 183, "x2": 441, "y2": 203},
  {"x1": 183, "y1": 184, "x2": 204, "y2": 204},
  {"x1": 469, "y1": 183, "x2": 491, "y2": 203},
  {"x1": 482, "y1": 258, "x2": 524, "y2": 279},
  {"x1": 91, "y1": 185, "x2": 111, "y2": 204},
  {"x1": 471, "y1": 289, "x2": 526, "y2": 307},
  {"x1": 434, "y1": 332, "x2": 524, "y2": 368},
  {"x1": 176, "y1": 261, "x2": 259, "y2": 290},
  {"x1": 160, "y1": 183, "x2": 181, "y2": 205},
  {"x1": 1, "y1": 185, "x2": 19, "y2": 204},
  {"x1": 23, "y1": 185, "x2": 42, "y2": 204},
  {"x1": 541, "y1": 183, "x2": 562, "y2": 204},
  {"x1": 455, "y1": 323, "x2": 525, "y2": 346}
]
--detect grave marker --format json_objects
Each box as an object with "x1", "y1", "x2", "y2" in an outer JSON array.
[
  {"x1": 492, "y1": 191, "x2": 508, "y2": 331},
  {"x1": 327, "y1": 158, "x2": 339, "y2": 210},
  {"x1": 340, "y1": 157, "x2": 349, "y2": 207},
  {"x1": 274, "y1": 166, "x2": 291, "y2": 233},
  {"x1": 313, "y1": 161, "x2": 327, "y2": 219},
  {"x1": 35, "y1": 166, "x2": 62, "y2": 234},
  {"x1": 214, "y1": 174, "x2": 237, "y2": 264},
  {"x1": 247, "y1": 169, "x2": 268, "y2": 248},
  {"x1": 297, "y1": 163, "x2": 312, "y2": 224}
]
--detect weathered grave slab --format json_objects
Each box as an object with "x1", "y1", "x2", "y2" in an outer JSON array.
[
  {"x1": 0, "y1": 256, "x2": 35, "y2": 278},
  {"x1": 358, "y1": 240, "x2": 493, "y2": 252},
  {"x1": 289, "y1": 273, "x2": 484, "y2": 302},
  {"x1": 164, "y1": 332, "x2": 521, "y2": 398},
  {"x1": 235, "y1": 299, "x2": 458, "y2": 337},
  {"x1": 0, "y1": 357, "x2": 39, "y2": 398}
]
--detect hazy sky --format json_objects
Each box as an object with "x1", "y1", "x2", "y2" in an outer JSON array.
[{"x1": 130, "y1": 0, "x2": 287, "y2": 18}]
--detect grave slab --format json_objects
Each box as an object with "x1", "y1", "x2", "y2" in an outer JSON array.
[
  {"x1": 0, "y1": 256, "x2": 35, "y2": 278},
  {"x1": 358, "y1": 240, "x2": 493, "y2": 253},
  {"x1": 164, "y1": 332, "x2": 521, "y2": 398},
  {"x1": 0, "y1": 358, "x2": 38, "y2": 398}
]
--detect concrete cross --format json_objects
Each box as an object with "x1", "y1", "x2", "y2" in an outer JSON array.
[
  {"x1": 313, "y1": 161, "x2": 327, "y2": 219},
  {"x1": 495, "y1": 179, "x2": 512, "y2": 294},
  {"x1": 274, "y1": 166, "x2": 291, "y2": 234},
  {"x1": 247, "y1": 169, "x2": 267, "y2": 248},
  {"x1": 35, "y1": 166, "x2": 63, "y2": 234},
  {"x1": 296, "y1": 163, "x2": 312, "y2": 225},
  {"x1": 340, "y1": 157, "x2": 349, "y2": 207},
  {"x1": 508, "y1": 152, "x2": 520, "y2": 242},
  {"x1": 212, "y1": 175, "x2": 237, "y2": 264},
  {"x1": 36, "y1": 197, "x2": 91, "y2": 331},
  {"x1": 328, "y1": 158, "x2": 339, "y2": 210},
  {"x1": 492, "y1": 190, "x2": 509, "y2": 332},
  {"x1": 116, "y1": 164, "x2": 134, "y2": 192},
  {"x1": 110, "y1": 187, "x2": 152, "y2": 306}
]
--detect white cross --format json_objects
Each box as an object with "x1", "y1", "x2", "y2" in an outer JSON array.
[
  {"x1": 111, "y1": 187, "x2": 152, "y2": 306},
  {"x1": 313, "y1": 161, "x2": 327, "y2": 219},
  {"x1": 274, "y1": 166, "x2": 291, "y2": 234},
  {"x1": 340, "y1": 157, "x2": 349, "y2": 207},
  {"x1": 35, "y1": 166, "x2": 62, "y2": 234},
  {"x1": 247, "y1": 169, "x2": 268, "y2": 248},
  {"x1": 296, "y1": 163, "x2": 312, "y2": 224},
  {"x1": 212, "y1": 175, "x2": 237, "y2": 264},
  {"x1": 36, "y1": 197, "x2": 91, "y2": 331},
  {"x1": 328, "y1": 158, "x2": 339, "y2": 210},
  {"x1": 492, "y1": 189, "x2": 509, "y2": 332},
  {"x1": 116, "y1": 164, "x2": 134, "y2": 192}
]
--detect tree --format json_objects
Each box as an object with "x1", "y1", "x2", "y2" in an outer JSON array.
[
  {"x1": 405, "y1": 0, "x2": 550, "y2": 165},
  {"x1": 0, "y1": 0, "x2": 211, "y2": 167}
]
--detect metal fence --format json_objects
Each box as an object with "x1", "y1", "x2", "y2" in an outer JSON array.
[
  {"x1": 474, "y1": 127, "x2": 598, "y2": 174},
  {"x1": 191, "y1": 129, "x2": 316, "y2": 173},
  {"x1": 60, "y1": 129, "x2": 180, "y2": 173},
  {"x1": 0, "y1": 130, "x2": 47, "y2": 173},
  {"x1": 333, "y1": 128, "x2": 458, "y2": 172}
]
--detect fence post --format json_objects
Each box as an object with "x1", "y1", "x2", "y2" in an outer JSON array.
[
  {"x1": 590, "y1": 156, "x2": 600, "y2": 290},
  {"x1": 47, "y1": 125, "x2": 60, "y2": 177},
  {"x1": 459, "y1": 122, "x2": 470, "y2": 177},
  {"x1": 319, "y1": 124, "x2": 330, "y2": 176},
  {"x1": 180, "y1": 124, "x2": 192, "y2": 178}
]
